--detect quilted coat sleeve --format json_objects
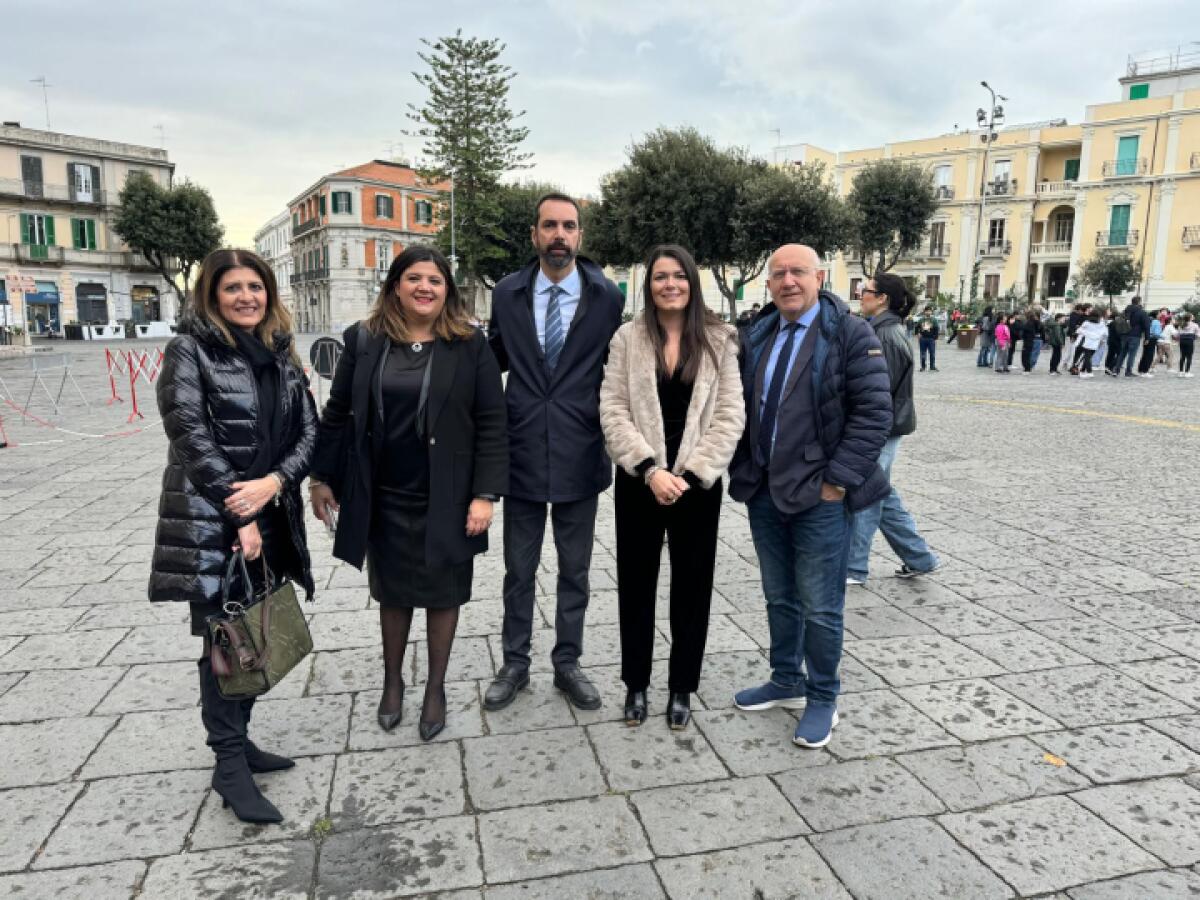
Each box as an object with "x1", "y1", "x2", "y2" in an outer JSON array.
[
  {"x1": 599, "y1": 324, "x2": 657, "y2": 476},
  {"x1": 275, "y1": 364, "x2": 318, "y2": 488},
  {"x1": 825, "y1": 317, "x2": 893, "y2": 489},
  {"x1": 156, "y1": 335, "x2": 242, "y2": 525},
  {"x1": 681, "y1": 332, "x2": 746, "y2": 488}
]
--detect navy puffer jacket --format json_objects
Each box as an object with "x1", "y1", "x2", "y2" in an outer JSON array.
[{"x1": 148, "y1": 316, "x2": 317, "y2": 605}]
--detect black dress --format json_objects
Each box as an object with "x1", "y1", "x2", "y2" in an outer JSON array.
[{"x1": 366, "y1": 341, "x2": 473, "y2": 608}]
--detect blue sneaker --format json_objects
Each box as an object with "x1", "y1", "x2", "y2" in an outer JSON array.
[
  {"x1": 734, "y1": 681, "x2": 805, "y2": 711},
  {"x1": 792, "y1": 704, "x2": 839, "y2": 748}
]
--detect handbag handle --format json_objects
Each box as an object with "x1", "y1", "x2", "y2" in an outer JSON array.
[{"x1": 221, "y1": 550, "x2": 254, "y2": 611}]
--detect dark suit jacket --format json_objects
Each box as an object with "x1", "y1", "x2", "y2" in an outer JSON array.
[
  {"x1": 488, "y1": 257, "x2": 624, "y2": 502},
  {"x1": 729, "y1": 292, "x2": 893, "y2": 514},
  {"x1": 312, "y1": 323, "x2": 508, "y2": 569}
]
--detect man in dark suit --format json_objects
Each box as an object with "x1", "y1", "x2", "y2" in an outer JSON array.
[
  {"x1": 728, "y1": 244, "x2": 892, "y2": 749},
  {"x1": 484, "y1": 193, "x2": 624, "y2": 711}
]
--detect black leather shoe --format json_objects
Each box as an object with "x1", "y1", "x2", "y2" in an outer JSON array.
[
  {"x1": 624, "y1": 690, "x2": 647, "y2": 726},
  {"x1": 483, "y1": 664, "x2": 529, "y2": 711},
  {"x1": 377, "y1": 680, "x2": 405, "y2": 732},
  {"x1": 554, "y1": 666, "x2": 602, "y2": 710},
  {"x1": 667, "y1": 692, "x2": 691, "y2": 730},
  {"x1": 419, "y1": 686, "x2": 446, "y2": 742}
]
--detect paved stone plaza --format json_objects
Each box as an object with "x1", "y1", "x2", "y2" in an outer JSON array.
[{"x1": 2, "y1": 335, "x2": 1200, "y2": 898}]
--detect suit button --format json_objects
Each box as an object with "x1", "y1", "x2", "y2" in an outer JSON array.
[{"x1": 430, "y1": 438, "x2": 436, "y2": 445}]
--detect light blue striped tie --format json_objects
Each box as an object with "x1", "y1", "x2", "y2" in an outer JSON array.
[{"x1": 544, "y1": 285, "x2": 565, "y2": 370}]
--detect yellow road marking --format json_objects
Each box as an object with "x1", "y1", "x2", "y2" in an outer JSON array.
[{"x1": 936, "y1": 396, "x2": 1200, "y2": 433}]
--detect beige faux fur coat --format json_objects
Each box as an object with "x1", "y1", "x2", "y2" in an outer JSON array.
[{"x1": 599, "y1": 314, "x2": 745, "y2": 489}]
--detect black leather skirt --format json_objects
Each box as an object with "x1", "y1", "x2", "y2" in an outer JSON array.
[{"x1": 367, "y1": 489, "x2": 473, "y2": 609}]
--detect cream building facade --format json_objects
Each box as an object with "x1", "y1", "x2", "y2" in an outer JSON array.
[
  {"x1": 252, "y1": 209, "x2": 293, "y2": 311},
  {"x1": 0, "y1": 123, "x2": 175, "y2": 335},
  {"x1": 772, "y1": 52, "x2": 1200, "y2": 311}
]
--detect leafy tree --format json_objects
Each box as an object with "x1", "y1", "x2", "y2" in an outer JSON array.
[
  {"x1": 407, "y1": 31, "x2": 532, "y2": 305},
  {"x1": 111, "y1": 172, "x2": 223, "y2": 314},
  {"x1": 588, "y1": 128, "x2": 845, "y2": 318},
  {"x1": 471, "y1": 180, "x2": 562, "y2": 289},
  {"x1": 1076, "y1": 252, "x2": 1142, "y2": 306},
  {"x1": 845, "y1": 159, "x2": 938, "y2": 276}
]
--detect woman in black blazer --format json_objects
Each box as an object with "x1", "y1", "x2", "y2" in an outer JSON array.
[{"x1": 309, "y1": 246, "x2": 507, "y2": 740}]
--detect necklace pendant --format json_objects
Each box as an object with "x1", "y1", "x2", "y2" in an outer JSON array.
[{"x1": 411, "y1": 342, "x2": 423, "y2": 352}]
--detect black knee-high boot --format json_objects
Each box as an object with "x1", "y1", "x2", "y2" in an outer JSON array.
[
  {"x1": 240, "y1": 698, "x2": 295, "y2": 773},
  {"x1": 198, "y1": 658, "x2": 283, "y2": 824}
]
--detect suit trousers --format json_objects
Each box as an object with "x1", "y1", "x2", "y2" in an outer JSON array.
[
  {"x1": 614, "y1": 469, "x2": 722, "y2": 694},
  {"x1": 501, "y1": 494, "x2": 599, "y2": 670}
]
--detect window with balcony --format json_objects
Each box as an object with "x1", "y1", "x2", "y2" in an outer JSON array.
[
  {"x1": 415, "y1": 200, "x2": 433, "y2": 225},
  {"x1": 934, "y1": 165, "x2": 953, "y2": 199},
  {"x1": 332, "y1": 191, "x2": 352, "y2": 214},
  {"x1": 929, "y1": 221, "x2": 947, "y2": 255},
  {"x1": 1064, "y1": 159, "x2": 1080, "y2": 181},
  {"x1": 71, "y1": 218, "x2": 97, "y2": 250},
  {"x1": 1113, "y1": 136, "x2": 1140, "y2": 176},
  {"x1": 69, "y1": 163, "x2": 98, "y2": 203},
  {"x1": 988, "y1": 218, "x2": 1006, "y2": 248},
  {"x1": 319, "y1": 195, "x2": 327, "y2": 216},
  {"x1": 20, "y1": 155, "x2": 43, "y2": 197},
  {"x1": 1109, "y1": 204, "x2": 1131, "y2": 245},
  {"x1": 377, "y1": 239, "x2": 390, "y2": 271},
  {"x1": 19, "y1": 213, "x2": 53, "y2": 246},
  {"x1": 1053, "y1": 213, "x2": 1074, "y2": 244},
  {"x1": 925, "y1": 275, "x2": 940, "y2": 298},
  {"x1": 984, "y1": 274, "x2": 1000, "y2": 299},
  {"x1": 376, "y1": 194, "x2": 394, "y2": 219}
]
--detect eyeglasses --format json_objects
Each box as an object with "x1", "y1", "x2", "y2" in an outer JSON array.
[
  {"x1": 860, "y1": 287, "x2": 884, "y2": 297},
  {"x1": 768, "y1": 266, "x2": 816, "y2": 281}
]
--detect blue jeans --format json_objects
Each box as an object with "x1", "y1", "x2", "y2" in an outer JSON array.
[
  {"x1": 1121, "y1": 334, "x2": 1141, "y2": 374},
  {"x1": 918, "y1": 338, "x2": 936, "y2": 369},
  {"x1": 976, "y1": 335, "x2": 993, "y2": 367},
  {"x1": 1029, "y1": 337, "x2": 1043, "y2": 369},
  {"x1": 746, "y1": 489, "x2": 849, "y2": 706},
  {"x1": 847, "y1": 437, "x2": 940, "y2": 582}
]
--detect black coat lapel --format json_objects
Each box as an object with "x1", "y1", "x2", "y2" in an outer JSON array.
[
  {"x1": 425, "y1": 338, "x2": 458, "y2": 435},
  {"x1": 353, "y1": 329, "x2": 388, "y2": 444}
]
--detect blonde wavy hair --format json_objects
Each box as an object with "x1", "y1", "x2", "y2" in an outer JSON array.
[{"x1": 365, "y1": 245, "x2": 475, "y2": 343}]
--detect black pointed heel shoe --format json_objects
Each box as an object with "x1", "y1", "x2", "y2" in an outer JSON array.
[
  {"x1": 419, "y1": 686, "x2": 446, "y2": 742},
  {"x1": 377, "y1": 680, "x2": 405, "y2": 732},
  {"x1": 667, "y1": 692, "x2": 691, "y2": 731},
  {"x1": 624, "y1": 690, "x2": 648, "y2": 726}
]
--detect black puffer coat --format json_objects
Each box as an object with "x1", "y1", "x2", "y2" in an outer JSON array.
[{"x1": 148, "y1": 316, "x2": 317, "y2": 605}]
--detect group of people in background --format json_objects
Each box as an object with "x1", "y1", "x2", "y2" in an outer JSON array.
[
  {"x1": 910, "y1": 297, "x2": 1199, "y2": 379},
  {"x1": 150, "y1": 191, "x2": 918, "y2": 826}
]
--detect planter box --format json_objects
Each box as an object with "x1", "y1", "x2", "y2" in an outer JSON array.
[{"x1": 956, "y1": 328, "x2": 979, "y2": 350}]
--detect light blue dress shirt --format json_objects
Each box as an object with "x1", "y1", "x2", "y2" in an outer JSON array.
[
  {"x1": 759, "y1": 302, "x2": 821, "y2": 450},
  {"x1": 533, "y1": 268, "x2": 582, "y2": 352}
]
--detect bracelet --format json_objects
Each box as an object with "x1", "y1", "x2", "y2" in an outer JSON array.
[
  {"x1": 268, "y1": 472, "x2": 284, "y2": 506},
  {"x1": 308, "y1": 477, "x2": 326, "y2": 488},
  {"x1": 643, "y1": 465, "x2": 662, "y2": 486}
]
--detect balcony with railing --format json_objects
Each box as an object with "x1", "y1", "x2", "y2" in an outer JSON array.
[
  {"x1": 934, "y1": 185, "x2": 955, "y2": 201},
  {"x1": 984, "y1": 179, "x2": 1018, "y2": 197},
  {"x1": 290, "y1": 267, "x2": 329, "y2": 284},
  {"x1": 0, "y1": 178, "x2": 107, "y2": 205},
  {"x1": 1031, "y1": 241, "x2": 1072, "y2": 259},
  {"x1": 293, "y1": 217, "x2": 321, "y2": 237},
  {"x1": 0, "y1": 244, "x2": 156, "y2": 268},
  {"x1": 979, "y1": 240, "x2": 1012, "y2": 257},
  {"x1": 1101, "y1": 159, "x2": 1148, "y2": 178},
  {"x1": 1183, "y1": 226, "x2": 1200, "y2": 248},
  {"x1": 1095, "y1": 230, "x2": 1139, "y2": 249},
  {"x1": 1036, "y1": 180, "x2": 1079, "y2": 199}
]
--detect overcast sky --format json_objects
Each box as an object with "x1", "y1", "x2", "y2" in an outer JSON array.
[{"x1": 3, "y1": 1, "x2": 1194, "y2": 245}]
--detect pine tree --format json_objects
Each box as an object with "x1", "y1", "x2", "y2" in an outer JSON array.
[{"x1": 407, "y1": 31, "x2": 532, "y2": 306}]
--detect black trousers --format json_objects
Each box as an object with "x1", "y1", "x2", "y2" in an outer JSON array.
[
  {"x1": 501, "y1": 494, "x2": 598, "y2": 670},
  {"x1": 1138, "y1": 340, "x2": 1157, "y2": 374},
  {"x1": 614, "y1": 469, "x2": 722, "y2": 694},
  {"x1": 1049, "y1": 345, "x2": 1062, "y2": 373},
  {"x1": 1105, "y1": 340, "x2": 1121, "y2": 373}
]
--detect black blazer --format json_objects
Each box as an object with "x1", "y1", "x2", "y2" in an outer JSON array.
[
  {"x1": 488, "y1": 257, "x2": 624, "y2": 503},
  {"x1": 312, "y1": 323, "x2": 508, "y2": 569}
]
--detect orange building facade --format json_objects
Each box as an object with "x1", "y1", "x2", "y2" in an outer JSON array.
[{"x1": 284, "y1": 160, "x2": 449, "y2": 332}]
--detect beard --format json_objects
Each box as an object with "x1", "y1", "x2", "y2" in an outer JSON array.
[{"x1": 539, "y1": 242, "x2": 575, "y2": 270}]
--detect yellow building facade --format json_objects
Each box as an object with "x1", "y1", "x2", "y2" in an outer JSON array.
[{"x1": 778, "y1": 55, "x2": 1200, "y2": 311}]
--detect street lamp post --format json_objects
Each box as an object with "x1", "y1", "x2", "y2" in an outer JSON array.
[{"x1": 971, "y1": 81, "x2": 1007, "y2": 305}]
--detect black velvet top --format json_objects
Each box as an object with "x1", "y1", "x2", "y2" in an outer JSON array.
[
  {"x1": 374, "y1": 342, "x2": 431, "y2": 497},
  {"x1": 659, "y1": 367, "x2": 693, "y2": 469}
]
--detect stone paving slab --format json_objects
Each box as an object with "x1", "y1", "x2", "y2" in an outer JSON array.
[
  {"x1": 330, "y1": 743, "x2": 465, "y2": 829},
  {"x1": 1031, "y1": 722, "x2": 1200, "y2": 784},
  {"x1": 653, "y1": 837, "x2": 851, "y2": 899},
  {"x1": 0, "y1": 665, "x2": 126, "y2": 722},
  {"x1": 940, "y1": 795, "x2": 1162, "y2": 895},
  {"x1": 0, "y1": 781, "x2": 82, "y2": 872},
  {"x1": 1073, "y1": 778, "x2": 1200, "y2": 867},
  {"x1": 992, "y1": 665, "x2": 1191, "y2": 727},
  {"x1": 141, "y1": 840, "x2": 315, "y2": 899},
  {"x1": 588, "y1": 719, "x2": 729, "y2": 792},
  {"x1": 774, "y1": 757, "x2": 944, "y2": 832},
  {"x1": 464, "y1": 726, "x2": 604, "y2": 810},
  {"x1": 1, "y1": 716, "x2": 115, "y2": 787},
  {"x1": 1066, "y1": 869, "x2": 1200, "y2": 899},
  {"x1": 0, "y1": 860, "x2": 146, "y2": 900},
  {"x1": 896, "y1": 678, "x2": 1064, "y2": 741}
]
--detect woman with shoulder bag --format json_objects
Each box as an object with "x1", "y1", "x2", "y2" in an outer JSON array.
[
  {"x1": 599, "y1": 244, "x2": 744, "y2": 730},
  {"x1": 309, "y1": 246, "x2": 507, "y2": 741},
  {"x1": 149, "y1": 248, "x2": 317, "y2": 824}
]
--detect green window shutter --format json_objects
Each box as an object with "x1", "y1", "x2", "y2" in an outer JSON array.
[
  {"x1": 86, "y1": 219, "x2": 96, "y2": 249},
  {"x1": 1109, "y1": 204, "x2": 1131, "y2": 244},
  {"x1": 618, "y1": 281, "x2": 627, "y2": 297},
  {"x1": 71, "y1": 218, "x2": 81, "y2": 249},
  {"x1": 1129, "y1": 83, "x2": 1149, "y2": 100},
  {"x1": 45, "y1": 216, "x2": 55, "y2": 246},
  {"x1": 20, "y1": 213, "x2": 30, "y2": 244},
  {"x1": 319, "y1": 195, "x2": 326, "y2": 216},
  {"x1": 1064, "y1": 159, "x2": 1080, "y2": 181}
]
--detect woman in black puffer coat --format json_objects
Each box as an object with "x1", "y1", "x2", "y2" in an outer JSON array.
[{"x1": 149, "y1": 247, "x2": 316, "y2": 825}]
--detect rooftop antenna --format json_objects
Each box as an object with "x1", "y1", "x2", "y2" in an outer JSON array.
[{"x1": 31, "y1": 76, "x2": 52, "y2": 130}]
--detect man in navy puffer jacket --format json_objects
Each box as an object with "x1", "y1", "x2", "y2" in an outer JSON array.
[{"x1": 728, "y1": 244, "x2": 892, "y2": 750}]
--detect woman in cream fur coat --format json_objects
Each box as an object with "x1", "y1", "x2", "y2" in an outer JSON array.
[{"x1": 599, "y1": 244, "x2": 745, "y2": 731}]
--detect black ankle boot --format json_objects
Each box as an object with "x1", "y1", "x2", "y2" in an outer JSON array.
[
  {"x1": 240, "y1": 698, "x2": 295, "y2": 773},
  {"x1": 667, "y1": 692, "x2": 691, "y2": 730},
  {"x1": 623, "y1": 690, "x2": 647, "y2": 726},
  {"x1": 198, "y1": 659, "x2": 283, "y2": 824},
  {"x1": 419, "y1": 685, "x2": 446, "y2": 742}
]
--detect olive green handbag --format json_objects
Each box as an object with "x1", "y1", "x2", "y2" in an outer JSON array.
[{"x1": 207, "y1": 551, "x2": 313, "y2": 699}]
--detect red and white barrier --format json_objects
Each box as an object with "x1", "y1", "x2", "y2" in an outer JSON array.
[
  {"x1": 104, "y1": 348, "x2": 129, "y2": 405},
  {"x1": 125, "y1": 349, "x2": 165, "y2": 423}
]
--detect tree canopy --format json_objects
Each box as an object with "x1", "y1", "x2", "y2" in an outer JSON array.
[
  {"x1": 844, "y1": 159, "x2": 938, "y2": 276},
  {"x1": 111, "y1": 172, "x2": 223, "y2": 314},
  {"x1": 472, "y1": 180, "x2": 563, "y2": 289},
  {"x1": 1076, "y1": 251, "x2": 1142, "y2": 306},
  {"x1": 407, "y1": 31, "x2": 532, "y2": 302}
]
